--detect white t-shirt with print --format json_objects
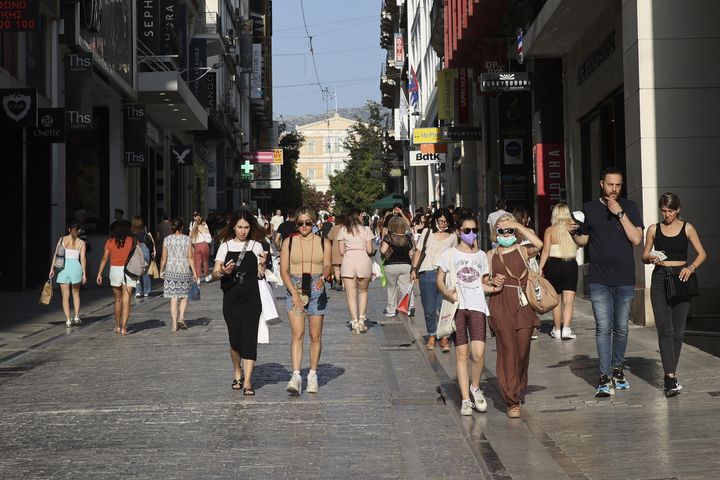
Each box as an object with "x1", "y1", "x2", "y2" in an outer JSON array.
[
  {"x1": 436, "y1": 247, "x2": 490, "y2": 315},
  {"x1": 214, "y1": 239, "x2": 265, "y2": 264}
]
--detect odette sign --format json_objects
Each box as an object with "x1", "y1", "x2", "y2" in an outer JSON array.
[{"x1": 409, "y1": 151, "x2": 446, "y2": 166}]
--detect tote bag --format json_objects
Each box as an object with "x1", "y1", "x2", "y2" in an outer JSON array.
[{"x1": 436, "y1": 250, "x2": 458, "y2": 338}]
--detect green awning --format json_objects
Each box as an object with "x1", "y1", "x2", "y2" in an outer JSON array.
[{"x1": 371, "y1": 193, "x2": 409, "y2": 210}]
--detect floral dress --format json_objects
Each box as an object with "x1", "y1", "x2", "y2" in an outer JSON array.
[{"x1": 163, "y1": 234, "x2": 193, "y2": 298}]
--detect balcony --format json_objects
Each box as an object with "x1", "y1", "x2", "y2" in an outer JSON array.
[
  {"x1": 194, "y1": 11, "x2": 224, "y2": 57},
  {"x1": 429, "y1": 0, "x2": 444, "y2": 58}
]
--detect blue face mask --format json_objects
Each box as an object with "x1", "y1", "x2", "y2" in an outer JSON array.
[{"x1": 497, "y1": 235, "x2": 517, "y2": 247}]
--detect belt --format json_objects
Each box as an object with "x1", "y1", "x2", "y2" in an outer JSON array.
[{"x1": 550, "y1": 257, "x2": 576, "y2": 262}]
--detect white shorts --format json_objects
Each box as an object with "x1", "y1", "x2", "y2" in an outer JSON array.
[{"x1": 109, "y1": 265, "x2": 136, "y2": 288}]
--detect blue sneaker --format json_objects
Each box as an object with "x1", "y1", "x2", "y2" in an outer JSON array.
[
  {"x1": 595, "y1": 374, "x2": 615, "y2": 397},
  {"x1": 612, "y1": 367, "x2": 630, "y2": 390}
]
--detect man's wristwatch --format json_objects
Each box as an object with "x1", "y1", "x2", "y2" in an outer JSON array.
[{"x1": 616, "y1": 210, "x2": 625, "y2": 219}]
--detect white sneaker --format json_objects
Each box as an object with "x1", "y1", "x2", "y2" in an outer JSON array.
[
  {"x1": 286, "y1": 372, "x2": 302, "y2": 396},
  {"x1": 460, "y1": 399, "x2": 474, "y2": 416},
  {"x1": 470, "y1": 386, "x2": 487, "y2": 412},
  {"x1": 306, "y1": 372, "x2": 319, "y2": 393},
  {"x1": 551, "y1": 328, "x2": 562, "y2": 339},
  {"x1": 561, "y1": 327, "x2": 576, "y2": 339},
  {"x1": 205, "y1": 274, "x2": 212, "y2": 283},
  {"x1": 65, "y1": 319, "x2": 72, "y2": 328},
  {"x1": 72, "y1": 316, "x2": 82, "y2": 325}
]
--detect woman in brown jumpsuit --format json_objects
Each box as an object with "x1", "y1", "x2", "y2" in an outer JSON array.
[{"x1": 488, "y1": 213, "x2": 543, "y2": 418}]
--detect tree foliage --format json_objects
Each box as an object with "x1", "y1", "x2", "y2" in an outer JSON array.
[
  {"x1": 300, "y1": 177, "x2": 332, "y2": 212},
  {"x1": 328, "y1": 101, "x2": 387, "y2": 212},
  {"x1": 272, "y1": 131, "x2": 304, "y2": 211}
]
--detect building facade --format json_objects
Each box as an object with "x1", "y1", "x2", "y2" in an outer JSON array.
[
  {"x1": 0, "y1": 0, "x2": 273, "y2": 290},
  {"x1": 295, "y1": 113, "x2": 353, "y2": 193}
]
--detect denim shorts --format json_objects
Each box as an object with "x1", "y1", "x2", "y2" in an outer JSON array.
[{"x1": 286, "y1": 274, "x2": 327, "y2": 316}]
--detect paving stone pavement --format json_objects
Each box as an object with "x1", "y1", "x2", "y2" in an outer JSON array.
[{"x1": 2, "y1": 278, "x2": 720, "y2": 479}]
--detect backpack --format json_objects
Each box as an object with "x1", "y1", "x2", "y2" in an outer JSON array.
[{"x1": 124, "y1": 239, "x2": 149, "y2": 280}]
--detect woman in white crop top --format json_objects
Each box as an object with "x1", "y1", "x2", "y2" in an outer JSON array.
[
  {"x1": 191, "y1": 213, "x2": 213, "y2": 282},
  {"x1": 50, "y1": 222, "x2": 87, "y2": 327}
]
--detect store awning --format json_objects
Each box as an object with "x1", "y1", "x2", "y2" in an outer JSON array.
[
  {"x1": 138, "y1": 71, "x2": 208, "y2": 131},
  {"x1": 371, "y1": 193, "x2": 409, "y2": 210}
]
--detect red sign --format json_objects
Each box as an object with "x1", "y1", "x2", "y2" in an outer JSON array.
[
  {"x1": 0, "y1": 0, "x2": 38, "y2": 31},
  {"x1": 393, "y1": 33, "x2": 404, "y2": 68},
  {"x1": 535, "y1": 143, "x2": 565, "y2": 233},
  {"x1": 458, "y1": 68, "x2": 469, "y2": 124},
  {"x1": 242, "y1": 151, "x2": 274, "y2": 164}
]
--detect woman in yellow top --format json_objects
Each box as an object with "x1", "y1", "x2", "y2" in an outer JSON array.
[
  {"x1": 539, "y1": 203, "x2": 579, "y2": 340},
  {"x1": 280, "y1": 206, "x2": 332, "y2": 396}
]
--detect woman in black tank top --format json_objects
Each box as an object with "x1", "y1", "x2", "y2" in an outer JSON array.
[{"x1": 641, "y1": 193, "x2": 707, "y2": 397}]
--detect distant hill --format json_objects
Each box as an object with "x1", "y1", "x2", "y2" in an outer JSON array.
[{"x1": 277, "y1": 106, "x2": 391, "y2": 130}]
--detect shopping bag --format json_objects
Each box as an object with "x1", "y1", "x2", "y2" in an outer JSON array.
[
  {"x1": 436, "y1": 250, "x2": 457, "y2": 338},
  {"x1": 371, "y1": 261, "x2": 382, "y2": 282},
  {"x1": 39, "y1": 279, "x2": 53, "y2": 305},
  {"x1": 147, "y1": 261, "x2": 159, "y2": 278},
  {"x1": 396, "y1": 285, "x2": 413, "y2": 314},
  {"x1": 188, "y1": 282, "x2": 201, "y2": 301}
]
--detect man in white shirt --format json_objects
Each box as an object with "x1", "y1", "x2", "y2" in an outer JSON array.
[
  {"x1": 270, "y1": 209, "x2": 284, "y2": 235},
  {"x1": 486, "y1": 200, "x2": 508, "y2": 247}
]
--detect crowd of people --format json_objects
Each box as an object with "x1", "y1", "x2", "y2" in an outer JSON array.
[{"x1": 46, "y1": 167, "x2": 707, "y2": 415}]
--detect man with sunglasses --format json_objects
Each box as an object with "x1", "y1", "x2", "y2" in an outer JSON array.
[{"x1": 571, "y1": 167, "x2": 644, "y2": 398}]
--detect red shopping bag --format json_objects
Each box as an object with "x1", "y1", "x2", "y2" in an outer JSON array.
[{"x1": 396, "y1": 285, "x2": 413, "y2": 314}]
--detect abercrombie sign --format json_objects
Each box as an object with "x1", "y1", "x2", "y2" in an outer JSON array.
[{"x1": 64, "y1": 52, "x2": 93, "y2": 130}]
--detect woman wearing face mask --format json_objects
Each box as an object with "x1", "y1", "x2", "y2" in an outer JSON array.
[
  {"x1": 436, "y1": 215, "x2": 505, "y2": 416},
  {"x1": 487, "y1": 213, "x2": 543, "y2": 418},
  {"x1": 411, "y1": 208, "x2": 457, "y2": 351}
]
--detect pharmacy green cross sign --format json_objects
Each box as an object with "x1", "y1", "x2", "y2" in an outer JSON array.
[{"x1": 240, "y1": 159, "x2": 254, "y2": 181}]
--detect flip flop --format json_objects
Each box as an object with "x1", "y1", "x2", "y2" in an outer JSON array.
[
  {"x1": 231, "y1": 379, "x2": 243, "y2": 391},
  {"x1": 243, "y1": 386, "x2": 255, "y2": 396}
]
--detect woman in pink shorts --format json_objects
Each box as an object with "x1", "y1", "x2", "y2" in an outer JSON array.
[{"x1": 337, "y1": 208, "x2": 375, "y2": 334}]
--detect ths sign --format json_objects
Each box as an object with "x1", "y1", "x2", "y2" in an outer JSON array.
[
  {"x1": 409, "y1": 151, "x2": 446, "y2": 166},
  {"x1": 0, "y1": 0, "x2": 38, "y2": 31},
  {"x1": 32, "y1": 108, "x2": 66, "y2": 143},
  {"x1": 65, "y1": 53, "x2": 93, "y2": 130},
  {"x1": 123, "y1": 104, "x2": 146, "y2": 166},
  {"x1": 0, "y1": 88, "x2": 36, "y2": 127},
  {"x1": 480, "y1": 72, "x2": 532, "y2": 92}
]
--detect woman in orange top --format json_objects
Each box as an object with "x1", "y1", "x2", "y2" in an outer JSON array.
[{"x1": 96, "y1": 220, "x2": 136, "y2": 335}]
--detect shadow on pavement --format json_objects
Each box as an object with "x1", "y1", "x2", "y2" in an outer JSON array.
[
  {"x1": 249, "y1": 362, "x2": 347, "y2": 391},
  {"x1": 624, "y1": 355, "x2": 662, "y2": 388},
  {"x1": 185, "y1": 317, "x2": 212, "y2": 328},
  {"x1": 548, "y1": 354, "x2": 598, "y2": 388},
  {"x1": 128, "y1": 319, "x2": 166, "y2": 334}
]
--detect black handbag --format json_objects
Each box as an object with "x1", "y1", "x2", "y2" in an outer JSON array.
[{"x1": 663, "y1": 266, "x2": 699, "y2": 300}]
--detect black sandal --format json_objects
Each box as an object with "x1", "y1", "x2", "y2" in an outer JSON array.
[
  {"x1": 231, "y1": 378, "x2": 243, "y2": 390},
  {"x1": 243, "y1": 386, "x2": 255, "y2": 396}
]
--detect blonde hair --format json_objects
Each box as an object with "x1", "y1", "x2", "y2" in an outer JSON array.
[
  {"x1": 494, "y1": 213, "x2": 515, "y2": 227},
  {"x1": 296, "y1": 206, "x2": 317, "y2": 224},
  {"x1": 550, "y1": 203, "x2": 577, "y2": 256}
]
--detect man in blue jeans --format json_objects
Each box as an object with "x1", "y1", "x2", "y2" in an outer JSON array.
[{"x1": 571, "y1": 168, "x2": 644, "y2": 397}]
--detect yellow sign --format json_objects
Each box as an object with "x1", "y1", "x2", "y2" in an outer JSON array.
[
  {"x1": 413, "y1": 127, "x2": 442, "y2": 144},
  {"x1": 438, "y1": 69, "x2": 456, "y2": 121},
  {"x1": 273, "y1": 148, "x2": 283, "y2": 165}
]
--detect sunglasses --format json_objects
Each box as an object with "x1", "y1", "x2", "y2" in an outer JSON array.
[
  {"x1": 296, "y1": 220, "x2": 314, "y2": 227},
  {"x1": 459, "y1": 228, "x2": 479, "y2": 234},
  {"x1": 496, "y1": 228, "x2": 515, "y2": 235}
]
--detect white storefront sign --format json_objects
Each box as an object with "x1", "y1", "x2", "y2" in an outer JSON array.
[{"x1": 409, "y1": 151, "x2": 446, "y2": 166}]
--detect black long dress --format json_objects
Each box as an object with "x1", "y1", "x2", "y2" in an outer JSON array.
[{"x1": 221, "y1": 249, "x2": 261, "y2": 360}]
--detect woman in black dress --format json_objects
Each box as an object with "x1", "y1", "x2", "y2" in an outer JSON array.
[{"x1": 212, "y1": 210, "x2": 267, "y2": 395}]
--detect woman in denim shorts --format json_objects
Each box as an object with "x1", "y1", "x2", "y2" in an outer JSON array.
[{"x1": 279, "y1": 207, "x2": 332, "y2": 396}]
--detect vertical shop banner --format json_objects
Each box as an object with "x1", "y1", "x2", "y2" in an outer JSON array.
[
  {"x1": 437, "y1": 69, "x2": 455, "y2": 121},
  {"x1": 250, "y1": 43, "x2": 263, "y2": 99},
  {"x1": 204, "y1": 72, "x2": 216, "y2": 108},
  {"x1": 32, "y1": 108, "x2": 66, "y2": 143},
  {"x1": 65, "y1": 52, "x2": 93, "y2": 130},
  {"x1": 458, "y1": 68, "x2": 469, "y2": 124},
  {"x1": 177, "y1": 4, "x2": 188, "y2": 76},
  {"x1": 161, "y1": 0, "x2": 179, "y2": 56},
  {"x1": 171, "y1": 145, "x2": 193, "y2": 167},
  {"x1": 535, "y1": 143, "x2": 566, "y2": 232},
  {"x1": 188, "y1": 38, "x2": 207, "y2": 101},
  {"x1": 0, "y1": 88, "x2": 37, "y2": 127},
  {"x1": 393, "y1": 33, "x2": 404, "y2": 68},
  {"x1": 123, "y1": 104, "x2": 146, "y2": 166},
  {"x1": 0, "y1": 1, "x2": 38, "y2": 32},
  {"x1": 138, "y1": 0, "x2": 160, "y2": 54}
]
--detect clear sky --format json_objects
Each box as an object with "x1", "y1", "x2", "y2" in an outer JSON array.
[{"x1": 272, "y1": 0, "x2": 385, "y2": 117}]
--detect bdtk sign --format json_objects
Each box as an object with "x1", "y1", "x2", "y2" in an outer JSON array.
[{"x1": 409, "y1": 151, "x2": 446, "y2": 166}]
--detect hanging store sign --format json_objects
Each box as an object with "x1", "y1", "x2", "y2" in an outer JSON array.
[
  {"x1": 0, "y1": 0, "x2": 38, "y2": 31},
  {"x1": 161, "y1": 0, "x2": 179, "y2": 56},
  {"x1": 442, "y1": 126, "x2": 482, "y2": 141},
  {"x1": 273, "y1": 148, "x2": 284, "y2": 165},
  {"x1": 138, "y1": 0, "x2": 160, "y2": 54},
  {"x1": 253, "y1": 164, "x2": 281, "y2": 181},
  {"x1": 535, "y1": 143, "x2": 566, "y2": 232},
  {"x1": 412, "y1": 127, "x2": 443, "y2": 144},
  {"x1": 242, "y1": 151, "x2": 274, "y2": 164},
  {"x1": 123, "y1": 104, "x2": 146, "y2": 166},
  {"x1": 0, "y1": 88, "x2": 36, "y2": 128},
  {"x1": 188, "y1": 38, "x2": 207, "y2": 100},
  {"x1": 437, "y1": 69, "x2": 455, "y2": 121},
  {"x1": 409, "y1": 151, "x2": 446, "y2": 166},
  {"x1": 458, "y1": 68, "x2": 469, "y2": 123},
  {"x1": 65, "y1": 52, "x2": 93, "y2": 130},
  {"x1": 171, "y1": 145, "x2": 193, "y2": 167},
  {"x1": 204, "y1": 71, "x2": 216, "y2": 108},
  {"x1": 251, "y1": 180, "x2": 281, "y2": 189},
  {"x1": 32, "y1": 108, "x2": 66, "y2": 143},
  {"x1": 250, "y1": 43, "x2": 263, "y2": 99},
  {"x1": 480, "y1": 72, "x2": 532, "y2": 92},
  {"x1": 393, "y1": 33, "x2": 404, "y2": 68}
]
